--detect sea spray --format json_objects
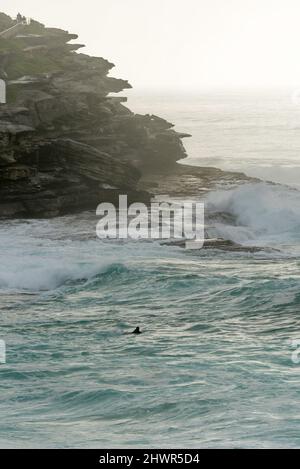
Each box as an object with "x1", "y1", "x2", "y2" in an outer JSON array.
[{"x1": 205, "y1": 182, "x2": 300, "y2": 246}]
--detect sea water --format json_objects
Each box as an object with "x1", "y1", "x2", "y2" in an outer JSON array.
[{"x1": 1, "y1": 91, "x2": 300, "y2": 448}]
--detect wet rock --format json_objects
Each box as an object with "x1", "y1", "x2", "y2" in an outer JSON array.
[{"x1": 164, "y1": 238, "x2": 266, "y2": 253}]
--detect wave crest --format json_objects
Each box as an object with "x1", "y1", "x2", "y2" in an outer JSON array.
[{"x1": 206, "y1": 182, "x2": 300, "y2": 246}]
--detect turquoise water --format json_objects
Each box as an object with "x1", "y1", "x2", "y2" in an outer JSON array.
[
  {"x1": 1, "y1": 188, "x2": 300, "y2": 448},
  {"x1": 1, "y1": 93, "x2": 300, "y2": 448}
]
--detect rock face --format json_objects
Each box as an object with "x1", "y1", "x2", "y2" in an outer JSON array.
[{"x1": 0, "y1": 13, "x2": 189, "y2": 217}]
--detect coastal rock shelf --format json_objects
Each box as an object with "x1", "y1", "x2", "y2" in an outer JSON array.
[
  {"x1": 0, "y1": 12, "x2": 191, "y2": 217},
  {"x1": 0, "y1": 12, "x2": 253, "y2": 219}
]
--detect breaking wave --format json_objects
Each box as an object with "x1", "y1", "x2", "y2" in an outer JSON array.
[{"x1": 206, "y1": 182, "x2": 300, "y2": 247}]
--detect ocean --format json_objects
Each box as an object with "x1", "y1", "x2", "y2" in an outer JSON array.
[{"x1": 1, "y1": 91, "x2": 300, "y2": 448}]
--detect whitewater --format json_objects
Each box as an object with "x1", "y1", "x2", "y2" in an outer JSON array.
[{"x1": 1, "y1": 91, "x2": 300, "y2": 448}]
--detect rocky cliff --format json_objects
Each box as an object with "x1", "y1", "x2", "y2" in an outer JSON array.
[{"x1": 0, "y1": 12, "x2": 190, "y2": 217}]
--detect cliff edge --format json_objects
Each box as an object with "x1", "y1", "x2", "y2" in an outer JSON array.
[{"x1": 0, "y1": 13, "x2": 190, "y2": 217}]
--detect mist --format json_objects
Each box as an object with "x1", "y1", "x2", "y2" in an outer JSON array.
[{"x1": 1, "y1": 0, "x2": 300, "y2": 91}]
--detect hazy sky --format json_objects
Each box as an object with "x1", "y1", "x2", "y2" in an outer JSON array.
[{"x1": 2, "y1": 0, "x2": 300, "y2": 90}]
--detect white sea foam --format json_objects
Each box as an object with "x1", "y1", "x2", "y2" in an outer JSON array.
[
  {"x1": 0, "y1": 216, "x2": 164, "y2": 292},
  {"x1": 1, "y1": 182, "x2": 299, "y2": 292},
  {"x1": 0, "y1": 246, "x2": 116, "y2": 291},
  {"x1": 206, "y1": 182, "x2": 300, "y2": 247},
  {"x1": 0, "y1": 216, "x2": 119, "y2": 291}
]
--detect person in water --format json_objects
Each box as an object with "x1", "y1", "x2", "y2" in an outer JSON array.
[{"x1": 132, "y1": 327, "x2": 142, "y2": 334}]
